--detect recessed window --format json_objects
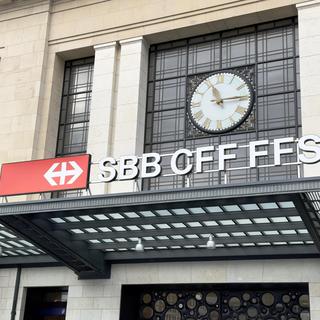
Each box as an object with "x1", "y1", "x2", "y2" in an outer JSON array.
[
  {"x1": 23, "y1": 287, "x2": 68, "y2": 320},
  {"x1": 143, "y1": 18, "x2": 300, "y2": 190},
  {"x1": 57, "y1": 58, "x2": 94, "y2": 156}
]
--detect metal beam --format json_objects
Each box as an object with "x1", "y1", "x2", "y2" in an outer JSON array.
[
  {"x1": 0, "y1": 215, "x2": 111, "y2": 279},
  {"x1": 105, "y1": 244, "x2": 320, "y2": 263},
  {"x1": 89, "y1": 233, "x2": 312, "y2": 250},
  {"x1": 0, "y1": 179, "x2": 318, "y2": 276},
  {"x1": 0, "y1": 255, "x2": 60, "y2": 268},
  {"x1": 294, "y1": 194, "x2": 320, "y2": 252},
  {"x1": 1, "y1": 177, "x2": 320, "y2": 217},
  {"x1": 72, "y1": 221, "x2": 306, "y2": 241},
  {"x1": 54, "y1": 208, "x2": 299, "y2": 230}
]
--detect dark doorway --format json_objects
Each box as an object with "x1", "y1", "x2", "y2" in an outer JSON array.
[{"x1": 23, "y1": 287, "x2": 68, "y2": 320}]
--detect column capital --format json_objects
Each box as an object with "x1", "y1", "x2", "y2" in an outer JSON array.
[
  {"x1": 119, "y1": 36, "x2": 145, "y2": 45},
  {"x1": 297, "y1": 0, "x2": 320, "y2": 9},
  {"x1": 94, "y1": 42, "x2": 117, "y2": 51}
]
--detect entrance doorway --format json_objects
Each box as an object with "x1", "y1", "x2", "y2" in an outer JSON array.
[{"x1": 23, "y1": 287, "x2": 68, "y2": 320}]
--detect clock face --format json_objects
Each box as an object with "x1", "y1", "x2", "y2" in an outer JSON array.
[{"x1": 188, "y1": 72, "x2": 254, "y2": 134}]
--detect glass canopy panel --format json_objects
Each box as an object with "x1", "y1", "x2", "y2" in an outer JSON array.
[{"x1": 0, "y1": 182, "x2": 320, "y2": 271}]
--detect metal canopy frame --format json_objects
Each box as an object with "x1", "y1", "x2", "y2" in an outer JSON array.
[{"x1": 0, "y1": 177, "x2": 320, "y2": 279}]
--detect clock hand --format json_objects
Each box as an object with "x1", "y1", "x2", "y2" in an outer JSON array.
[
  {"x1": 222, "y1": 95, "x2": 249, "y2": 101},
  {"x1": 211, "y1": 86, "x2": 223, "y2": 105},
  {"x1": 210, "y1": 95, "x2": 249, "y2": 103}
]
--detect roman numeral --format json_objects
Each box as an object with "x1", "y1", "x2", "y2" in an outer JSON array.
[
  {"x1": 237, "y1": 83, "x2": 246, "y2": 91},
  {"x1": 203, "y1": 118, "x2": 211, "y2": 130},
  {"x1": 191, "y1": 102, "x2": 201, "y2": 108},
  {"x1": 228, "y1": 116, "x2": 236, "y2": 125},
  {"x1": 217, "y1": 74, "x2": 224, "y2": 84},
  {"x1": 195, "y1": 90, "x2": 205, "y2": 96},
  {"x1": 229, "y1": 75, "x2": 235, "y2": 84},
  {"x1": 235, "y1": 106, "x2": 246, "y2": 115},
  {"x1": 216, "y1": 120, "x2": 222, "y2": 130},
  {"x1": 194, "y1": 110, "x2": 204, "y2": 121},
  {"x1": 204, "y1": 79, "x2": 212, "y2": 88}
]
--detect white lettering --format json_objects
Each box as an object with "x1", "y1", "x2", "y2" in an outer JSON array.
[
  {"x1": 274, "y1": 137, "x2": 294, "y2": 166},
  {"x1": 118, "y1": 156, "x2": 139, "y2": 180},
  {"x1": 249, "y1": 140, "x2": 269, "y2": 168},
  {"x1": 98, "y1": 157, "x2": 117, "y2": 182},
  {"x1": 218, "y1": 143, "x2": 237, "y2": 171},
  {"x1": 196, "y1": 146, "x2": 214, "y2": 173},
  {"x1": 97, "y1": 135, "x2": 320, "y2": 182},
  {"x1": 298, "y1": 135, "x2": 320, "y2": 164},
  {"x1": 171, "y1": 149, "x2": 193, "y2": 175},
  {"x1": 141, "y1": 153, "x2": 162, "y2": 178}
]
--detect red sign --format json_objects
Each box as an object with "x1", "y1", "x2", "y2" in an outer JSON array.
[{"x1": 0, "y1": 154, "x2": 91, "y2": 196}]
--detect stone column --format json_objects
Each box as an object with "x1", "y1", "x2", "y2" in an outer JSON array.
[
  {"x1": 110, "y1": 37, "x2": 149, "y2": 193},
  {"x1": 87, "y1": 42, "x2": 118, "y2": 194},
  {"x1": 297, "y1": 0, "x2": 320, "y2": 177}
]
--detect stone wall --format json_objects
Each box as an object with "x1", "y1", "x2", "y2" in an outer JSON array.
[{"x1": 0, "y1": 260, "x2": 317, "y2": 320}]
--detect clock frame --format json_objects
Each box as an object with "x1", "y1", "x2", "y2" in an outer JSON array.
[{"x1": 187, "y1": 70, "x2": 255, "y2": 134}]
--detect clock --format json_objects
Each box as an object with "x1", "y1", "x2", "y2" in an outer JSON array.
[{"x1": 188, "y1": 71, "x2": 254, "y2": 134}]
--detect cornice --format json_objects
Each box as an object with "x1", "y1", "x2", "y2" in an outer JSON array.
[
  {"x1": 296, "y1": 0, "x2": 320, "y2": 8},
  {"x1": 47, "y1": 0, "x2": 264, "y2": 46},
  {"x1": 0, "y1": 0, "x2": 50, "y2": 22}
]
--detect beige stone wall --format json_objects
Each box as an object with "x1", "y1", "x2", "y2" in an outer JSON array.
[
  {"x1": 0, "y1": 0, "x2": 51, "y2": 164},
  {"x1": 48, "y1": 0, "x2": 303, "y2": 48},
  {"x1": 298, "y1": 0, "x2": 320, "y2": 177},
  {"x1": 0, "y1": 268, "x2": 17, "y2": 320}
]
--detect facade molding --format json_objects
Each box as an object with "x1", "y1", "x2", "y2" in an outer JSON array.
[
  {"x1": 47, "y1": 0, "x2": 281, "y2": 46},
  {"x1": 297, "y1": 0, "x2": 320, "y2": 8},
  {"x1": 93, "y1": 41, "x2": 117, "y2": 50},
  {"x1": 0, "y1": 0, "x2": 50, "y2": 22},
  {"x1": 119, "y1": 36, "x2": 145, "y2": 45},
  {"x1": 1, "y1": 177, "x2": 320, "y2": 215}
]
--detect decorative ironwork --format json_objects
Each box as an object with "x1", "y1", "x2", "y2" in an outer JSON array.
[
  {"x1": 138, "y1": 287, "x2": 309, "y2": 320},
  {"x1": 144, "y1": 17, "x2": 300, "y2": 190}
]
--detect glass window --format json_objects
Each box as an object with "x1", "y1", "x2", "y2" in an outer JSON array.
[
  {"x1": 56, "y1": 57, "x2": 94, "y2": 157},
  {"x1": 53, "y1": 57, "x2": 94, "y2": 198},
  {"x1": 144, "y1": 18, "x2": 300, "y2": 190}
]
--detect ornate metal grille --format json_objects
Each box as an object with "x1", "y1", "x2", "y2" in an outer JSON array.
[
  {"x1": 144, "y1": 18, "x2": 300, "y2": 190},
  {"x1": 136, "y1": 285, "x2": 309, "y2": 320}
]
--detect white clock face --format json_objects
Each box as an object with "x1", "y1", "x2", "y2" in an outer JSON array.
[{"x1": 189, "y1": 72, "x2": 254, "y2": 133}]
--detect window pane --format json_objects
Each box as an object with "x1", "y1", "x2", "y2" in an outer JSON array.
[{"x1": 155, "y1": 47, "x2": 187, "y2": 80}]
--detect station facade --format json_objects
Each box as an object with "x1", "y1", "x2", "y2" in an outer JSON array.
[{"x1": 1, "y1": 0, "x2": 320, "y2": 319}]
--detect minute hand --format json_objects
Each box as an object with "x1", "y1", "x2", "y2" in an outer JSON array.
[{"x1": 221, "y1": 96, "x2": 249, "y2": 101}]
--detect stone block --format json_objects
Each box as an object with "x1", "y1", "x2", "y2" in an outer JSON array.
[
  {"x1": 80, "y1": 309, "x2": 101, "y2": 320},
  {"x1": 82, "y1": 285, "x2": 104, "y2": 298},
  {"x1": 190, "y1": 261, "x2": 227, "y2": 283},
  {"x1": 101, "y1": 310, "x2": 120, "y2": 320},
  {"x1": 68, "y1": 286, "x2": 83, "y2": 298}
]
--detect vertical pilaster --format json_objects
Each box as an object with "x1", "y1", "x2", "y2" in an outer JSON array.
[
  {"x1": 87, "y1": 42, "x2": 117, "y2": 194},
  {"x1": 297, "y1": 0, "x2": 320, "y2": 177},
  {"x1": 110, "y1": 37, "x2": 149, "y2": 193}
]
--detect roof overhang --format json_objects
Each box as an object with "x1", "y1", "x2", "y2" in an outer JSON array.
[{"x1": 0, "y1": 177, "x2": 320, "y2": 279}]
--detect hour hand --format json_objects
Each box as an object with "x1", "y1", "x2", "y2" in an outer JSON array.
[{"x1": 211, "y1": 86, "x2": 223, "y2": 105}]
